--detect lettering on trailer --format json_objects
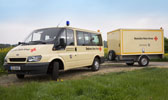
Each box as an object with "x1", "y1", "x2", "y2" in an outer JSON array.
[
  {"x1": 139, "y1": 43, "x2": 151, "y2": 47},
  {"x1": 134, "y1": 36, "x2": 158, "y2": 41}
]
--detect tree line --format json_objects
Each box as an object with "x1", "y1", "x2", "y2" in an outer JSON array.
[{"x1": 0, "y1": 37, "x2": 167, "y2": 53}]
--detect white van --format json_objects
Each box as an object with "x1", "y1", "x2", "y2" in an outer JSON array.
[{"x1": 4, "y1": 27, "x2": 104, "y2": 80}]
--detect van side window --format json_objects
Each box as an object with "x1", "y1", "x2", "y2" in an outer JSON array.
[
  {"x1": 84, "y1": 33, "x2": 91, "y2": 45},
  {"x1": 91, "y1": 34, "x2": 102, "y2": 46},
  {"x1": 67, "y1": 29, "x2": 74, "y2": 46},
  {"x1": 77, "y1": 31, "x2": 85, "y2": 46},
  {"x1": 58, "y1": 29, "x2": 66, "y2": 45}
]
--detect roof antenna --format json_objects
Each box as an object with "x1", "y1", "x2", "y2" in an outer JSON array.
[{"x1": 57, "y1": 18, "x2": 64, "y2": 27}]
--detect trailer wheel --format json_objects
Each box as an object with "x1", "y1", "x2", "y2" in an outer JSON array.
[
  {"x1": 51, "y1": 62, "x2": 59, "y2": 80},
  {"x1": 138, "y1": 56, "x2": 149, "y2": 66},
  {"x1": 126, "y1": 62, "x2": 134, "y2": 66},
  {"x1": 16, "y1": 74, "x2": 25, "y2": 79},
  {"x1": 108, "y1": 50, "x2": 116, "y2": 61},
  {"x1": 91, "y1": 58, "x2": 100, "y2": 71}
]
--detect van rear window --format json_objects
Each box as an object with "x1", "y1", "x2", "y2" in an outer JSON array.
[{"x1": 76, "y1": 31, "x2": 102, "y2": 46}]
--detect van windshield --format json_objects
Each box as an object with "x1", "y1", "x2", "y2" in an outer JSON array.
[{"x1": 24, "y1": 28, "x2": 65, "y2": 45}]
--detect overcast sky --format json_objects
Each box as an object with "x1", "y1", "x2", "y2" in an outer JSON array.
[{"x1": 0, "y1": 0, "x2": 168, "y2": 44}]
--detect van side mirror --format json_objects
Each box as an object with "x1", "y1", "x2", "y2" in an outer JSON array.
[
  {"x1": 18, "y1": 42, "x2": 25, "y2": 45},
  {"x1": 18, "y1": 42, "x2": 21, "y2": 45},
  {"x1": 53, "y1": 38, "x2": 66, "y2": 50}
]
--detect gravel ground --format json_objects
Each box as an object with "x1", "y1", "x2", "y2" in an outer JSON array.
[{"x1": 0, "y1": 62, "x2": 168, "y2": 86}]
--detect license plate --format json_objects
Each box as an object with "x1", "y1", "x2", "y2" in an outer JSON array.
[{"x1": 10, "y1": 66, "x2": 21, "y2": 70}]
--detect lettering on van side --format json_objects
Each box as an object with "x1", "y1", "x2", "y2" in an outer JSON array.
[
  {"x1": 13, "y1": 48, "x2": 37, "y2": 53},
  {"x1": 86, "y1": 47, "x2": 102, "y2": 51},
  {"x1": 13, "y1": 48, "x2": 30, "y2": 51}
]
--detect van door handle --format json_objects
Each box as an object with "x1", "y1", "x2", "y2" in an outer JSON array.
[{"x1": 75, "y1": 47, "x2": 77, "y2": 51}]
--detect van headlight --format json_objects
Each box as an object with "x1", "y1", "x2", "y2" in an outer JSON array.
[{"x1": 27, "y1": 55, "x2": 42, "y2": 62}]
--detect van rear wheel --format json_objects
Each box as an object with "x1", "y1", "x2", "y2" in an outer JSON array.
[
  {"x1": 16, "y1": 74, "x2": 25, "y2": 79},
  {"x1": 126, "y1": 62, "x2": 134, "y2": 66},
  {"x1": 51, "y1": 62, "x2": 59, "y2": 80},
  {"x1": 91, "y1": 58, "x2": 100, "y2": 71}
]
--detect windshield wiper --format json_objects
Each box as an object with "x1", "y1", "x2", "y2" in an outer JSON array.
[
  {"x1": 30, "y1": 41, "x2": 46, "y2": 44},
  {"x1": 18, "y1": 42, "x2": 29, "y2": 45}
]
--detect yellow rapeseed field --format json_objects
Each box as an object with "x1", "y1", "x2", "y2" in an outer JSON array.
[
  {"x1": 165, "y1": 53, "x2": 168, "y2": 56},
  {"x1": 0, "y1": 47, "x2": 12, "y2": 53}
]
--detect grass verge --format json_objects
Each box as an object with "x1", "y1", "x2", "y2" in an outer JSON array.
[
  {"x1": 0, "y1": 68, "x2": 168, "y2": 100},
  {"x1": 151, "y1": 54, "x2": 168, "y2": 62}
]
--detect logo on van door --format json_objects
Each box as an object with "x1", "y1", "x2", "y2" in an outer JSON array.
[{"x1": 99, "y1": 47, "x2": 102, "y2": 51}]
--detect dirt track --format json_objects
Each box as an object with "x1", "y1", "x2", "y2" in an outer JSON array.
[{"x1": 0, "y1": 62, "x2": 168, "y2": 86}]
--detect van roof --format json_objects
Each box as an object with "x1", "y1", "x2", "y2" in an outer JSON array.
[
  {"x1": 36, "y1": 26, "x2": 101, "y2": 34},
  {"x1": 65, "y1": 27, "x2": 101, "y2": 34}
]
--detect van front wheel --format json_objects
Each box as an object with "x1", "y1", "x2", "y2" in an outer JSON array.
[
  {"x1": 51, "y1": 62, "x2": 59, "y2": 80},
  {"x1": 91, "y1": 58, "x2": 100, "y2": 71}
]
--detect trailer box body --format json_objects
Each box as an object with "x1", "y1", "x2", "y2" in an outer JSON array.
[
  {"x1": 108, "y1": 29, "x2": 164, "y2": 55},
  {"x1": 107, "y1": 29, "x2": 164, "y2": 66}
]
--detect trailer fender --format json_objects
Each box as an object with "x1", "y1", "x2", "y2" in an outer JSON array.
[{"x1": 138, "y1": 55, "x2": 150, "y2": 62}]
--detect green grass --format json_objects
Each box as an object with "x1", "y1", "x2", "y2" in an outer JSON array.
[
  {"x1": 1, "y1": 68, "x2": 168, "y2": 100},
  {"x1": 151, "y1": 54, "x2": 168, "y2": 62}
]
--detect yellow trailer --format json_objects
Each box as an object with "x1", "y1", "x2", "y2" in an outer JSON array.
[{"x1": 107, "y1": 28, "x2": 164, "y2": 66}]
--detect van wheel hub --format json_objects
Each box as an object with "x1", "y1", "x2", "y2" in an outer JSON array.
[
  {"x1": 95, "y1": 61, "x2": 99, "y2": 70},
  {"x1": 91, "y1": 58, "x2": 100, "y2": 71}
]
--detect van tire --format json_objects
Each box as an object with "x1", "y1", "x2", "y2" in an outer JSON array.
[
  {"x1": 51, "y1": 62, "x2": 59, "y2": 80},
  {"x1": 138, "y1": 56, "x2": 149, "y2": 66},
  {"x1": 16, "y1": 74, "x2": 25, "y2": 79},
  {"x1": 91, "y1": 58, "x2": 100, "y2": 71},
  {"x1": 108, "y1": 50, "x2": 116, "y2": 61},
  {"x1": 126, "y1": 62, "x2": 134, "y2": 66}
]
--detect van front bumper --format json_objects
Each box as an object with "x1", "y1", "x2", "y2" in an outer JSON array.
[{"x1": 3, "y1": 63, "x2": 49, "y2": 75}]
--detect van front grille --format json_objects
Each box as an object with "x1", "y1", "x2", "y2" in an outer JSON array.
[{"x1": 9, "y1": 58, "x2": 26, "y2": 62}]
